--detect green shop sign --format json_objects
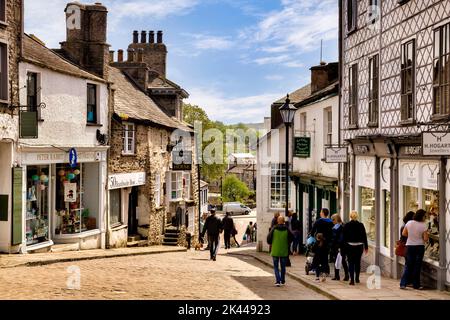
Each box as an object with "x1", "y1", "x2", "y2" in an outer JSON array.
[{"x1": 294, "y1": 137, "x2": 311, "y2": 158}]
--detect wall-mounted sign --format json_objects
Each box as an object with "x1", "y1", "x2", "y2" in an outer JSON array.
[
  {"x1": 422, "y1": 132, "x2": 450, "y2": 156},
  {"x1": 21, "y1": 151, "x2": 105, "y2": 165},
  {"x1": 172, "y1": 147, "x2": 192, "y2": 171},
  {"x1": 108, "y1": 172, "x2": 146, "y2": 190},
  {"x1": 401, "y1": 146, "x2": 422, "y2": 156},
  {"x1": 294, "y1": 137, "x2": 311, "y2": 158},
  {"x1": 69, "y1": 148, "x2": 78, "y2": 168},
  {"x1": 325, "y1": 147, "x2": 348, "y2": 163}
]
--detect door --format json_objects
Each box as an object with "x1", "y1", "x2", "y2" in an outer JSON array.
[{"x1": 128, "y1": 187, "x2": 138, "y2": 235}]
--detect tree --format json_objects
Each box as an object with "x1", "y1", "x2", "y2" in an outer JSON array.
[{"x1": 222, "y1": 175, "x2": 250, "y2": 202}]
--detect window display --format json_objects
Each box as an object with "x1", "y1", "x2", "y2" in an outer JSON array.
[
  {"x1": 26, "y1": 166, "x2": 50, "y2": 245},
  {"x1": 359, "y1": 187, "x2": 375, "y2": 242},
  {"x1": 403, "y1": 186, "x2": 419, "y2": 213},
  {"x1": 423, "y1": 190, "x2": 439, "y2": 261}
]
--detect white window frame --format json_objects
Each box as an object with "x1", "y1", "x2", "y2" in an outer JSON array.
[
  {"x1": 155, "y1": 174, "x2": 161, "y2": 207},
  {"x1": 169, "y1": 171, "x2": 183, "y2": 201},
  {"x1": 122, "y1": 122, "x2": 135, "y2": 155},
  {"x1": 324, "y1": 107, "x2": 332, "y2": 145},
  {"x1": 269, "y1": 163, "x2": 292, "y2": 210},
  {"x1": 300, "y1": 112, "x2": 307, "y2": 134},
  {"x1": 183, "y1": 172, "x2": 191, "y2": 200}
]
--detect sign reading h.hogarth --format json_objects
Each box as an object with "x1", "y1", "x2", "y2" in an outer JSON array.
[
  {"x1": 422, "y1": 132, "x2": 450, "y2": 156},
  {"x1": 325, "y1": 147, "x2": 348, "y2": 163}
]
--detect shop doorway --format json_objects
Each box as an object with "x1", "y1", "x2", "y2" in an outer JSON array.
[{"x1": 128, "y1": 187, "x2": 138, "y2": 236}]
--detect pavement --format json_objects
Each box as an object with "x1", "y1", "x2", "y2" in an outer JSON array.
[
  {"x1": 0, "y1": 245, "x2": 186, "y2": 268},
  {"x1": 227, "y1": 248, "x2": 450, "y2": 300}
]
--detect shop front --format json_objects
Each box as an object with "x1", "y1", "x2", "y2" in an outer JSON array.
[{"x1": 18, "y1": 147, "x2": 107, "y2": 252}]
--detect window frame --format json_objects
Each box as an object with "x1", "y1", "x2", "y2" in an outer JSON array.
[
  {"x1": 300, "y1": 112, "x2": 307, "y2": 134},
  {"x1": 86, "y1": 83, "x2": 98, "y2": 124},
  {"x1": 400, "y1": 39, "x2": 416, "y2": 122},
  {"x1": 347, "y1": 0, "x2": 358, "y2": 33},
  {"x1": 0, "y1": 0, "x2": 6, "y2": 24},
  {"x1": 433, "y1": 23, "x2": 450, "y2": 118},
  {"x1": 348, "y1": 64, "x2": 358, "y2": 127},
  {"x1": 368, "y1": 54, "x2": 379, "y2": 126},
  {"x1": 0, "y1": 41, "x2": 8, "y2": 102},
  {"x1": 183, "y1": 172, "x2": 191, "y2": 200},
  {"x1": 270, "y1": 163, "x2": 292, "y2": 210},
  {"x1": 169, "y1": 171, "x2": 183, "y2": 201},
  {"x1": 109, "y1": 188, "x2": 122, "y2": 227},
  {"x1": 324, "y1": 107, "x2": 332, "y2": 145},
  {"x1": 155, "y1": 174, "x2": 161, "y2": 207},
  {"x1": 122, "y1": 122, "x2": 136, "y2": 155}
]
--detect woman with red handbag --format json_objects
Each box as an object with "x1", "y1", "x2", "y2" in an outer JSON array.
[{"x1": 396, "y1": 211, "x2": 414, "y2": 257}]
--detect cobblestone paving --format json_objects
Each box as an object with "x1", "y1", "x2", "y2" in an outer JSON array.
[{"x1": 0, "y1": 249, "x2": 328, "y2": 300}]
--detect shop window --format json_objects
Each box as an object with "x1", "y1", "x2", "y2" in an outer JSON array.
[
  {"x1": 368, "y1": 55, "x2": 379, "y2": 125},
  {"x1": 170, "y1": 172, "x2": 183, "y2": 200},
  {"x1": 26, "y1": 166, "x2": 50, "y2": 245},
  {"x1": 86, "y1": 83, "x2": 98, "y2": 124},
  {"x1": 433, "y1": 23, "x2": 450, "y2": 116},
  {"x1": 359, "y1": 186, "x2": 375, "y2": 242},
  {"x1": 55, "y1": 163, "x2": 98, "y2": 235},
  {"x1": 423, "y1": 189, "x2": 439, "y2": 261},
  {"x1": 0, "y1": 42, "x2": 8, "y2": 101},
  {"x1": 110, "y1": 189, "x2": 121, "y2": 226},
  {"x1": 155, "y1": 174, "x2": 161, "y2": 207},
  {"x1": 348, "y1": 64, "x2": 358, "y2": 126},
  {"x1": 401, "y1": 40, "x2": 415, "y2": 121},
  {"x1": 270, "y1": 163, "x2": 291, "y2": 209},
  {"x1": 347, "y1": 0, "x2": 357, "y2": 33},
  {"x1": 122, "y1": 122, "x2": 135, "y2": 155},
  {"x1": 0, "y1": 0, "x2": 5, "y2": 23}
]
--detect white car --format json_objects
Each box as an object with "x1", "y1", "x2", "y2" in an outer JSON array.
[{"x1": 223, "y1": 202, "x2": 251, "y2": 216}]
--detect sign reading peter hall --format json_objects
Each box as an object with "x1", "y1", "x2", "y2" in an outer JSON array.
[{"x1": 422, "y1": 132, "x2": 450, "y2": 156}]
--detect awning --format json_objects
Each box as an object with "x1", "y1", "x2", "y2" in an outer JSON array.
[{"x1": 290, "y1": 172, "x2": 338, "y2": 189}]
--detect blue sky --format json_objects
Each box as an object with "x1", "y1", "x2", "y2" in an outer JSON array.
[{"x1": 25, "y1": 0, "x2": 338, "y2": 124}]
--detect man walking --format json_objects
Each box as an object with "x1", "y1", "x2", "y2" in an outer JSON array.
[
  {"x1": 310, "y1": 208, "x2": 334, "y2": 275},
  {"x1": 201, "y1": 209, "x2": 223, "y2": 261},
  {"x1": 267, "y1": 216, "x2": 293, "y2": 286},
  {"x1": 222, "y1": 212, "x2": 234, "y2": 249}
]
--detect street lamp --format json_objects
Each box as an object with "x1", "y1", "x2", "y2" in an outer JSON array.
[{"x1": 279, "y1": 94, "x2": 297, "y2": 217}]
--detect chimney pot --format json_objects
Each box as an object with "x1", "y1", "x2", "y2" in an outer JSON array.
[
  {"x1": 109, "y1": 50, "x2": 115, "y2": 63},
  {"x1": 157, "y1": 30, "x2": 163, "y2": 44},
  {"x1": 133, "y1": 30, "x2": 139, "y2": 43},
  {"x1": 141, "y1": 30, "x2": 147, "y2": 44},
  {"x1": 137, "y1": 48, "x2": 144, "y2": 62},
  {"x1": 127, "y1": 48, "x2": 135, "y2": 62},
  {"x1": 118, "y1": 49, "x2": 124, "y2": 62},
  {"x1": 149, "y1": 31, "x2": 155, "y2": 43}
]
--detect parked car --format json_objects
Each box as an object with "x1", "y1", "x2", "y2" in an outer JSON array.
[{"x1": 222, "y1": 202, "x2": 251, "y2": 215}]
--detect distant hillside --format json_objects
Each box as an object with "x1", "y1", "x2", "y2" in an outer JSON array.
[{"x1": 241, "y1": 123, "x2": 265, "y2": 130}]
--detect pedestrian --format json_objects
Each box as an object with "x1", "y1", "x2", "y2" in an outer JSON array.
[
  {"x1": 245, "y1": 221, "x2": 254, "y2": 243},
  {"x1": 330, "y1": 213, "x2": 349, "y2": 281},
  {"x1": 400, "y1": 209, "x2": 429, "y2": 290},
  {"x1": 252, "y1": 222, "x2": 257, "y2": 242},
  {"x1": 312, "y1": 233, "x2": 329, "y2": 282},
  {"x1": 271, "y1": 212, "x2": 280, "y2": 230},
  {"x1": 200, "y1": 208, "x2": 223, "y2": 261},
  {"x1": 267, "y1": 215, "x2": 293, "y2": 287},
  {"x1": 231, "y1": 223, "x2": 240, "y2": 248},
  {"x1": 343, "y1": 211, "x2": 368, "y2": 285},
  {"x1": 309, "y1": 208, "x2": 333, "y2": 274},
  {"x1": 400, "y1": 211, "x2": 415, "y2": 243},
  {"x1": 222, "y1": 212, "x2": 234, "y2": 249},
  {"x1": 290, "y1": 212, "x2": 302, "y2": 255}
]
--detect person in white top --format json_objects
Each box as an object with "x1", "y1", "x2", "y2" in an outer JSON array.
[{"x1": 400, "y1": 209, "x2": 429, "y2": 290}]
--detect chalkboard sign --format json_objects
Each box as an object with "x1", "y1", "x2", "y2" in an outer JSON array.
[
  {"x1": 12, "y1": 167, "x2": 23, "y2": 245},
  {"x1": 294, "y1": 137, "x2": 311, "y2": 158}
]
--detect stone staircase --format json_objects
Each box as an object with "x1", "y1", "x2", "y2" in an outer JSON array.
[
  {"x1": 162, "y1": 228, "x2": 180, "y2": 246},
  {"x1": 127, "y1": 235, "x2": 148, "y2": 247}
]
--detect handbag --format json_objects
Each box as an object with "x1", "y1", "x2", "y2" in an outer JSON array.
[
  {"x1": 335, "y1": 252, "x2": 343, "y2": 270},
  {"x1": 395, "y1": 240, "x2": 406, "y2": 257}
]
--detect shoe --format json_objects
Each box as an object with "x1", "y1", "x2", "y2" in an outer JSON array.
[
  {"x1": 343, "y1": 276, "x2": 349, "y2": 281},
  {"x1": 355, "y1": 279, "x2": 360, "y2": 284},
  {"x1": 349, "y1": 280, "x2": 355, "y2": 285},
  {"x1": 275, "y1": 283, "x2": 281, "y2": 287},
  {"x1": 280, "y1": 282, "x2": 285, "y2": 286},
  {"x1": 331, "y1": 277, "x2": 340, "y2": 281},
  {"x1": 400, "y1": 286, "x2": 406, "y2": 290},
  {"x1": 414, "y1": 286, "x2": 424, "y2": 290},
  {"x1": 212, "y1": 256, "x2": 216, "y2": 261},
  {"x1": 315, "y1": 278, "x2": 320, "y2": 282}
]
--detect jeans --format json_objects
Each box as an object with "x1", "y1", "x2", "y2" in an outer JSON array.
[
  {"x1": 400, "y1": 245, "x2": 425, "y2": 289},
  {"x1": 347, "y1": 244, "x2": 364, "y2": 282},
  {"x1": 272, "y1": 256, "x2": 287, "y2": 284},
  {"x1": 208, "y1": 234, "x2": 220, "y2": 259},
  {"x1": 224, "y1": 231, "x2": 231, "y2": 249},
  {"x1": 292, "y1": 233, "x2": 300, "y2": 253}
]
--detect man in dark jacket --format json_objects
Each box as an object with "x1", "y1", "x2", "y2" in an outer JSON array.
[
  {"x1": 201, "y1": 209, "x2": 223, "y2": 261},
  {"x1": 222, "y1": 213, "x2": 234, "y2": 249},
  {"x1": 310, "y1": 208, "x2": 333, "y2": 274}
]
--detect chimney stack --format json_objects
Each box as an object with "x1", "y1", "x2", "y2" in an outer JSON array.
[
  {"x1": 118, "y1": 49, "x2": 124, "y2": 62},
  {"x1": 127, "y1": 48, "x2": 135, "y2": 62},
  {"x1": 141, "y1": 30, "x2": 147, "y2": 44},
  {"x1": 109, "y1": 50, "x2": 115, "y2": 63},
  {"x1": 310, "y1": 62, "x2": 339, "y2": 94},
  {"x1": 137, "y1": 48, "x2": 144, "y2": 62},
  {"x1": 133, "y1": 30, "x2": 139, "y2": 43},
  {"x1": 149, "y1": 31, "x2": 155, "y2": 44},
  {"x1": 157, "y1": 31, "x2": 163, "y2": 44}
]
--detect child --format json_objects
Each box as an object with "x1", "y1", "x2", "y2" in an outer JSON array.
[{"x1": 312, "y1": 233, "x2": 329, "y2": 282}]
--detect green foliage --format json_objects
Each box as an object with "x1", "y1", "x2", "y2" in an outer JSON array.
[{"x1": 222, "y1": 175, "x2": 250, "y2": 202}]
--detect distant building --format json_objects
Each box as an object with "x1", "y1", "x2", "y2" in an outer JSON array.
[{"x1": 226, "y1": 153, "x2": 256, "y2": 191}]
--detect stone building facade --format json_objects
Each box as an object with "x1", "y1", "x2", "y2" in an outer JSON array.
[{"x1": 339, "y1": 0, "x2": 450, "y2": 290}]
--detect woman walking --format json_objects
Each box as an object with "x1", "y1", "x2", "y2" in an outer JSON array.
[
  {"x1": 400, "y1": 209, "x2": 429, "y2": 290},
  {"x1": 330, "y1": 214, "x2": 349, "y2": 281},
  {"x1": 312, "y1": 233, "x2": 329, "y2": 282},
  {"x1": 267, "y1": 216, "x2": 293, "y2": 286},
  {"x1": 343, "y1": 211, "x2": 368, "y2": 285}
]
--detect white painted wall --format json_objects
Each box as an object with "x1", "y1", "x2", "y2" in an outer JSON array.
[
  {"x1": 18, "y1": 63, "x2": 108, "y2": 147},
  {"x1": 292, "y1": 95, "x2": 339, "y2": 178}
]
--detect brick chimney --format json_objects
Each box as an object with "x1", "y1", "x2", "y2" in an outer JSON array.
[
  {"x1": 128, "y1": 30, "x2": 167, "y2": 77},
  {"x1": 310, "y1": 61, "x2": 339, "y2": 94},
  {"x1": 60, "y1": 2, "x2": 110, "y2": 79}
]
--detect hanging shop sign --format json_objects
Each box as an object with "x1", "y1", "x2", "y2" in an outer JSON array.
[
  {"x1": 294, "y1": 137, "x2": 311, "y2": 158},
  {"x1": 69, "y1": 148, "x2": 78, "y2": 168},
  {"x1": 108, "y1": 172, "x2": 146, "y2": 190},
  {"x1": 19, "y1": 110, "x2": 38, "y2": 139},
  {"x1": 172, "y1": 147, "x2": 193, "y2": 171},
  {"x1": 324, "y1": 147, "x2": 348, "y2": 163},
  {"x1": 422, "y1": 132, "x2": 450, "y2": 156}
]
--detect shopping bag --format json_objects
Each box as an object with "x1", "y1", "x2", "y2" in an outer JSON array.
[
  {"x1": 306, "y1": 236, "x2": 316, "y2": 246},
  {"x1": 335, "y1": 252, "x2": 343, "y2": 270},
  {"x1": 243, "y1": 234, "x2": 247, "y2": 241}
]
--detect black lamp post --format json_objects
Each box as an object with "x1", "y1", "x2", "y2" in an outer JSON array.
[{"x1": 279, "y1": 94, "x2": 297, "y2": 217}]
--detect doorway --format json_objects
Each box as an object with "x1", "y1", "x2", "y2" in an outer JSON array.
[{"x1": 128, "y1": 187, "x2": 138, "y2": 236}]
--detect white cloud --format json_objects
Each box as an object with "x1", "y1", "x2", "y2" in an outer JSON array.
[
  {"x1": 186, "y1": 87, "x2": 281, "y2": 124},
  {"x1": 265, "y1": 75, "x2": 284, "y2": 81},
  {"x1": 190, "y1": 34, "x2": 234, "y2": 50}
]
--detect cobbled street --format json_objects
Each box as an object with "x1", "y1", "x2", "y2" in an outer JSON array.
[{"x1": 0, "y1": 249, "x2": 328, "y2": 300}]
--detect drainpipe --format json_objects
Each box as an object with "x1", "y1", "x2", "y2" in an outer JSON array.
[
  {"x1": 338, "y1": 0, "x2": 343, "y2": 215},
  {"x1": 438, "y1": 157, "x2": 447, "y2": 290}
]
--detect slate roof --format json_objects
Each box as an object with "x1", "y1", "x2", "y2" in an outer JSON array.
[
  {"x1": 274, "y1": 83, "x2": 311, "y2": 104},
  {"x1": 22, "y1": 34, "x2": 105, "y2": 83},
  {"x1": 109, "y1": 67, "x2": 192, "y2": 132}
]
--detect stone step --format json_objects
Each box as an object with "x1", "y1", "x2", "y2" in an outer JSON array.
[
  {"x1": 127, "y1": 240, "x2": 148, "y2": 248},
  {"x1": 162, "y1": 242, "x2": 178, "y2": 246},
  {"x1": 127, "y1": 235, "x2": 141, "y2": 242},
  {"x1": 50, "y1": 243, "x2": 79, "y2": 253},
  {"x1": 165, "y1": 229, "x2": 180, "y2": 234},
  {"x1": 163, "y1": 237, "x2": 178, "y2": 243},
  {"x1": 164, "y1": 233, "x2": 179, "y2": 239}
]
